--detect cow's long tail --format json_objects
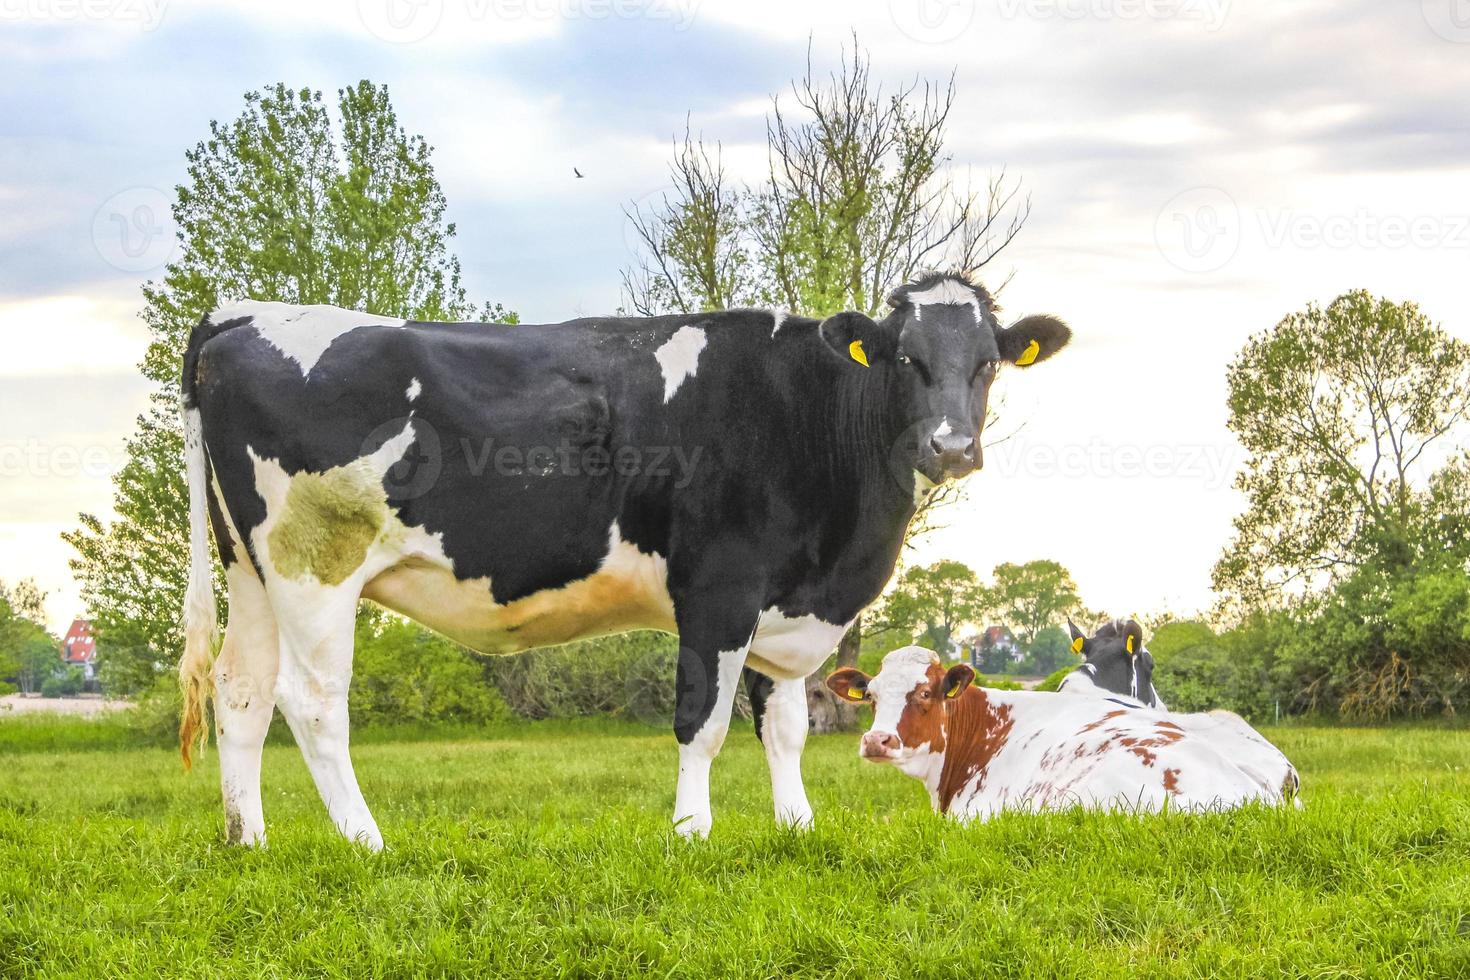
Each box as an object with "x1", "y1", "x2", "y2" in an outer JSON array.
[{"x1": 178, "y1": 314, "x2": 227, "y2": 770}]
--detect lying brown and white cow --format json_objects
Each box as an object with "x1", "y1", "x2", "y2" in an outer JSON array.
[{"x1": 826, "y1": 646, "x2": 1297, "y2": 820}]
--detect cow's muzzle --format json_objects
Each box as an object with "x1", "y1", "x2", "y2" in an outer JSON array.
[
  {"x1": 923, "y1": 428, "x2": 980, "y2": 481},
  {"x1": 860, "y1": 731, "x2": 902, "y2": 760}
]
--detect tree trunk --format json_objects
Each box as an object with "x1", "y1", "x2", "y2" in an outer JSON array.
[{"x1": 804, "y1": 617, "x2": 864, "y2": 734}]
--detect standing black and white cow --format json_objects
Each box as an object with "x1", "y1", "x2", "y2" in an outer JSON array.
[{"x1": 178, "y1": 273, "x2": 1070, "y2": 848}]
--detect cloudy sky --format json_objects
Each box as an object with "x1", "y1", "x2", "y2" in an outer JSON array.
[{"x1": 2, "y1": 0, "x2": 1468, "y2": 632}]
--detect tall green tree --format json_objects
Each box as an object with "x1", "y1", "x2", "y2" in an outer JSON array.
[
  {"x1": 65, "y1": 82, "x2": 513, "y2": 693},
  {"x1": 0, "y1": 580, "x2": 58, "y2": 696},
  {"x1": 622, "y1": 38, "x2": 1027, "y2": 320},
  {"x1": 1213, "y1": 291, "x2": 1470, "y2": 613},
  {"x1": 868, "y1": 560, "x2": 989, "y2": 656},
  {"x1": 988, "y1": 560, "x2": 1086, "y2": 650}
]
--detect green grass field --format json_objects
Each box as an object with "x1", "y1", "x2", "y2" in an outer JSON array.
[{"x1": 2, "y1": 716, "x2": 1467, "y2": 978}]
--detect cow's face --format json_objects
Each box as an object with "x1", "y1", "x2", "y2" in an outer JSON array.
[
  {"x1": 826, "y1": 646, "x2": 974, "y2": 776},
  {"x1": 1067, "y1": 619, "x2": 1161, "y2": 707},
  {"x1": 821, "y1": 274, "x2": 1070, "y2": 484}
]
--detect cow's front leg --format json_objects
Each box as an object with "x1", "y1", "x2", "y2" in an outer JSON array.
[{"x1": 671, "y1": 614, "x2": 755, "y2": 838}]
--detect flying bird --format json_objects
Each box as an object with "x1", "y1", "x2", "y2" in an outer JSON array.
[{"x1": 574, "y1": 168, "x2": 585, "y2": 178}]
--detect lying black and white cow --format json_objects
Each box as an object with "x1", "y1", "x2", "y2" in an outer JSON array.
[
  {"x1": 1059, "y1": 619, "x2": 1164, "y2": 707},
  {"x1": 827, "y1": 647, "x2": 1297, "y2": 820},
  {"x1": 177, "y1": 273, "x2": 1071, "y2": 847},
  {"x1": 1056, "y1": 619, "x2": 1299, "y2": 800}
]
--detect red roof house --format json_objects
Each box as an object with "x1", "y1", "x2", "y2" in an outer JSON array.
[{"x1": 61, "y1": 619, "x2": 97, "y2": 665}]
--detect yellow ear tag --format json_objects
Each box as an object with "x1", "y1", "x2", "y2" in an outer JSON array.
[
  {"x1": 845, "y1": 688, "x2": 866, "y2": 702},
  {"x1": 1126, "y1": 635, "x2": 1136, "y2": 655},
  {"x1": 1015, "y1": 338, "x2": 1040, "y2": 367},
  {"x1": 946, "y1": 685, "x2": 960, "y2": 699},
  {"x1": 1071, "y1": 636, "x2": 1085, "y2": 655},
  {"x1": 849, "y1": 339, "x2": 870, "y2": 368}
]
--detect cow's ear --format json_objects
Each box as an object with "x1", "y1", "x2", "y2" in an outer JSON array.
[
  {"x1": 820, "y1": 311, "x2": 894, "y2": 369},
  {"x1": 826, "y1": 668, "x2": 871, "y2": 703},
  {"x1": 943, "y1": 663, "x2": 975, "y2": 699},
  {"x1": 1067, "y1": 618, "x2": 1088, "y2": 656},
  {"x1": 997, "y1": 315, "x2": 1071, "y2": 367},
  {"x1": 1122, "y1": 620, "x2": 1145, "y2": 657}
]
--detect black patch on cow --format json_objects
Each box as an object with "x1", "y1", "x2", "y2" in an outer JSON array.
[{"x1": 744, "y1": 667, "x2": 775, "y2": 744}]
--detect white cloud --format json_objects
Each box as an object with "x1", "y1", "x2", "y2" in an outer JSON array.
[{"x1": 0, "y1": 293, "x2": 149, "y2": 378}]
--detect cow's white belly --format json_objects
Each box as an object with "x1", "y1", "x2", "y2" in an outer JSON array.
[{"x1": 362, "y1": 525, "x2": 678, "y2": 654}]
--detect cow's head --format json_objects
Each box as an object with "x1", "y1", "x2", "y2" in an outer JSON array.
[
  {"x1": 819, "y1": 273, "x2": 1071, "y2": 484},
  {"x1": 826, "y1": 646, "x2": 974, "y2": 775},
  {"x1": 1065, "y1": 618, "x2": 1163, "y2": 708}
]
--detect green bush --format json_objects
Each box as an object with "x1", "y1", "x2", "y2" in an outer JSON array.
[
  {"x1": 1035, "y1": 666, "x2": 1073, "y2": 693},
  {"x1": 485, "y1": 631, "x2": 681, "y2": 721},
  {"x1": 974, "y1": 673, "x2": 1022, "y2": 692},
  {"x1": 351, "y1": 612, "x2": 510, "y2": 726},
  {"x1": 39, "y1": 674, "x2": 65, "y2": 699},
  {"x1": 122, "y1": 675, "x2": 186, "y2": 743}
]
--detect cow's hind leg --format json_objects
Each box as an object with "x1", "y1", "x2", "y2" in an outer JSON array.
[
  {"x1": 213, "y1": 565, "x2": 280, "y2": 846},
  {"x1": 269, "y1": 584, "x2": 382, "y2": 850},
  {"x1": 745, "y1": 669, "x2": 813, "y2": 828}
]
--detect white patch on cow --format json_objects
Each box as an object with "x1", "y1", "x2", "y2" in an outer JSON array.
[
  {"x1": 907, "y1": 279, "x2": 982, "y2": 309},
  {"x1": 933, "y1": 418, "x2": 954, "y2": 439},
  {"x1": 769, "y1": 309, "x2": 789, "y2": 337},
  {"x1": 867, "y1": 646, "x2": 940, "y2": 737},
  {"x1": 906, "y1": 281, "x2": 982, "y2": 326},
  {"x1": 912, "y1": 469, "x2": 938, "y2": 505},
  {"x1": 213, "y1": 300, "x2": 407, "y2": 377},
  {"x1": 748, "y1": 610, "x2": 851, "y2": 681},
  {"x1": 406, "y1": 377, "x2": 422, "y2": 402},
  {"x1": 654, "y1": 325, "x2": 708, "y2": 402}
]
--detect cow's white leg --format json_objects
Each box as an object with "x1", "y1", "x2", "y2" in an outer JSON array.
[
  {"x1": 672, "y1": 641, "x2": 750, "y2": 838},
  {"x1": 759, "y1": 677, "x2": 814, "y2": 827},
  {"x1": 213, "y1": 564, "x2": 279, "y2": 846},
  {"x1": 269, "y1": 585, "x2": 382, "y2": 850}
]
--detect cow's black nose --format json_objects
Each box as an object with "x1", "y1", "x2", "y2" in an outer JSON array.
[
  {"x1": 929, "y1": 431, "x2": 978, "y2": 477},
  {"x1": 929, "y1": 433, "x2": 976, "y2": 459}
]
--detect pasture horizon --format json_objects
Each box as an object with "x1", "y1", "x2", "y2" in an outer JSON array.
[{"x1": 3, "y1": 1, "x2": 1469, "y2": 633}]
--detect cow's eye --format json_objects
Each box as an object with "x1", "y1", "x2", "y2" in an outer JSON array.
[
  {"x1": 917, "y1": 689, "x2": 932, "y2": 701},
  {"x1": 897, "y1": 354, "x2": 912, "y2": 366},
  {"x1": 972, "y1": 360, "x2": 999, "y2": 383}
]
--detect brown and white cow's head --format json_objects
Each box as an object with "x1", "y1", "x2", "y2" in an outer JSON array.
[
  {"x1": 826, "y1": 646, "x2": 975, "y2": 777},
  {"x1": 818, "y1": 273, "x2": 1071, "y2": 484}
]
